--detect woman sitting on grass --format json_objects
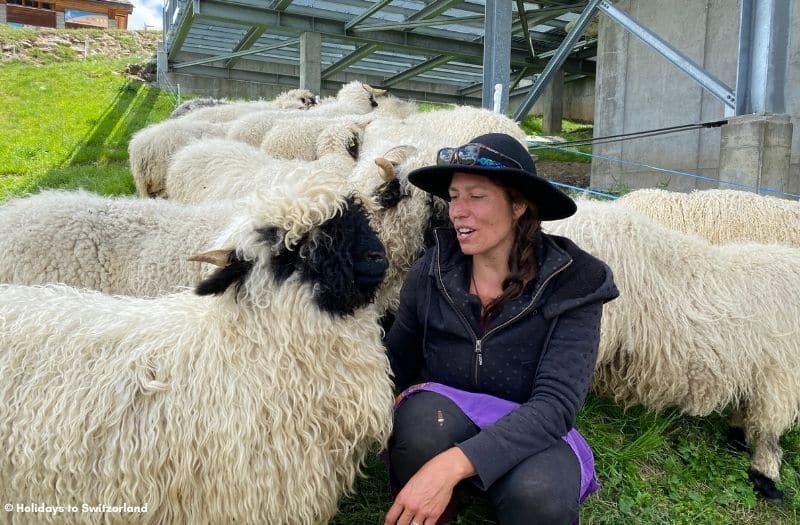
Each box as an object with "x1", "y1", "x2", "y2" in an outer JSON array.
[{"x1": 383, "y1": 133, "x2": 618, "y2": 525}]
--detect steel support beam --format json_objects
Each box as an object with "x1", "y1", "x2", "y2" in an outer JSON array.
[
  {"x1": 322, "y1": 44, "x2": 381, "y2": 78},
  {"x1": 413, "y1": 0, "x2": 463, "y2": 21},
  {"x1": 172, "y1": 64, "x2": 303, "y2": 85},
  {"x1": 510, "y1": 3, "x2": 585, "y2": 33},
  {"x1": 191, "y1": 1, "x2": 534, "y2": 66},
  {"x1": 382, "y1": 55, "x2": 455, "y2": 87},
  {"x1": 166, "y1": 0, "x2": 196, "y2": 61},
  {"x1": 173, "y1": 38, "x2": 299, "y2": 69},
  {"x1": 270, "y1": 0, "x2": 293, "y2": 11},
  {"x1": 513, "y1": 0, "x2": 602, "y2": 121},
  {"x1": 325, "y1": 0, "x2": 475, "y2": 82},
  {"x1": 515, "y1": 0, "x2": 536, "y2": 60},
  {"x1": 350, "y1": 15, "x2": 484, "y2": 33},
  {"x1": 482, "y1": 0, "x2": 512, "y2": 112},
  {"x1": 225, "y1": 25, "x2": 267, "y2": 69},
  {"x1": 344, "y1": 0, "x2": 393, "y2": 30},
  {"x1": 734, "y1": 0, "x2": 790, "y2": 115},
  {"x1": 597, "y1": 0, "x2": 735, "y2": 109}
]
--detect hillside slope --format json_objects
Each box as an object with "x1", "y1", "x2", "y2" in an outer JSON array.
[{"x1": 0, "y1": 25, "x2": 160, "y2": 64}]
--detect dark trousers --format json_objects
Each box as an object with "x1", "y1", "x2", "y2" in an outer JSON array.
[{"x1": 389, "y1": 391, "x2": 581, "y2": 525}]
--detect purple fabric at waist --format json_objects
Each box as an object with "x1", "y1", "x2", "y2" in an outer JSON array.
[{"x1": 396, "y1": 382, "x2": 600, "y2": 504}]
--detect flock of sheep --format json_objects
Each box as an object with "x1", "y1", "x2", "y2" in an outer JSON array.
[{"x1": 0, "y1": 80, "x2": 798, "y2": 522}]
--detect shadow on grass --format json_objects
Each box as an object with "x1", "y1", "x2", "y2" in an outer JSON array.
[
  {"x1": 61, "y1": 79, "x2": 160, "y2": 168},
  {"x1": 15, "y1": 79, "x2": 160, "y2": 197}
]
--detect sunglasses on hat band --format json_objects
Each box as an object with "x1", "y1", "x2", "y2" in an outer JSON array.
[{"x1": 436, "y1": 143, "x2": 523, "y2": 170}]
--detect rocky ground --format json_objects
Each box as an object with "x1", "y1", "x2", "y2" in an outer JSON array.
[
  {"x1": 0, "y1": 28, "x2": 160, "y2": 64},
  {"x1": 536, "y1": 161, "x2": 591, "y2": 188}
]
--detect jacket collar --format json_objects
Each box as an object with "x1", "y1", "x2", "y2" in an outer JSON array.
[{"x1": 429, "y1": 227, "x2": 572, "y2": 333}]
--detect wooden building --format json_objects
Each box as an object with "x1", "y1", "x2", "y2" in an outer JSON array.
[{"x1": 0, "y1": 0, "x2": 133, "y2": 30}]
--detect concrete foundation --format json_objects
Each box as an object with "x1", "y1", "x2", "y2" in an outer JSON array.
[
  {"x1": 542, "y1": 69, "x2": 564, "y2": 134},
  {"x1": 56, "y1": 11, "x2": 64, "y2": 29},
  {"x1": 299, "y1": 32, "x2": 321, "y2": 95},
  {"x1": 591, "y1": 0, "x2": 800, "y2": 199},
  {"x1": 509, "y1": 76, "x2": 595, "y2": 123},
  {"x1": 718, "y1": 113, "x2": 793, "y2": 197},
  {"x1": 0, "y1": 4, "x2": 7, "y2": 24},
  {"x1": 162, "y1": 51, "x2": 483, "y2": 104}
]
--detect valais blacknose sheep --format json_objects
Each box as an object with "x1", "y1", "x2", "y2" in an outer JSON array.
[
  {"x1": 0, "y1": 176, "x2": 394, "y2": 524},
  {"x1": 546, "y1": 199, "x2": 800, "y2": 501},
  {"x1": 619, "y1": 188, "x2": 800, "y2": 247},
  {"x1": 129, "y1": 119, "x2": 228, "y2": 197},
  {"x1": 260, "y1": 115, "x2": 371, "y2": 161},
  {"x1": 0, "y1": 190, "x2": 239, "y2": 296},
  {"x1": 166, "y1": 120, "x2": 363, "y2": 204},
  {"x1": 361, "y1": 105, "x2": 529, "y2": 161},
  {"x1": 174, "y1": 88, "x2": 316, "y2": 123},
  {"x1": 129, "y1": 88, "x2": 316, "y2": 197},
  {"x1": 306, "y1": 80, "x2": 386, "y2": 117},
  {"x1": 353, "y1": 142, "x2": 449, "y2": 314}
]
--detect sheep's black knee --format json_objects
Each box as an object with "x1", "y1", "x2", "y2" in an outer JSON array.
[
  {"x1": 389, "y1": 392, "x2": 478, "y2": 486},
  {"x1": 748, "y1": 468, "x2": 784, "y2": 503},
  {"x1": 726, "y1": 426, "x2": 748, "y2": 452}
]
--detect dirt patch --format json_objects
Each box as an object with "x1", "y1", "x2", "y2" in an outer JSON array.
[{"x1": 536, "y1": 161, "x2": 591, "y2": 188}]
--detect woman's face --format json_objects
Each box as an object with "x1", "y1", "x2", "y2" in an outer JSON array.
[{"x1": 448, "y1": 172, "x2": 526, "y2": 259}]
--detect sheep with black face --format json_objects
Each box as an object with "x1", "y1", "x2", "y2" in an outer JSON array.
[{"x1": 0, "y1": 175, "x2": 394, "y2": 524}]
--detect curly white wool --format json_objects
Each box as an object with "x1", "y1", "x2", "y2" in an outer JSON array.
[
  {"x1": 176, "y1": 88, "x2": 316, "y2": 123},
  {"x1": 618, "y1": 188, "x2": 800, "y2": 246},
  {"x1": 0, "y1": 178, "x2": 394, "y2": 524},
  {"x1": 260, "y1": 116, "x2": 370, "y2": 160},
  {"x1": 166, "y1": 121, "x2": 363, "y2": 204},
  {"x1": 361, "y1": 105, "x2": 530, "y2": 161},
  {"x1": 0, "y1": 190, "x2": 240, "y2": 296},
  {"x1": 305, "y1": 80, "x2": 386, "y2": 118},
  {"x1": 545, "y1": 199, "x2": 800, "y2": 485},
  {"x1": 352, "y1": 142, "x2": 448, "y2": 314},
  {"x1": 128, "y1": 119, "x2": 228, "y2": 197}
]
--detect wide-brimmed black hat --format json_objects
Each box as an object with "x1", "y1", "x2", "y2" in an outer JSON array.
[{"x1": 407, "y1": 132, "x2": 576, "y2": 220}]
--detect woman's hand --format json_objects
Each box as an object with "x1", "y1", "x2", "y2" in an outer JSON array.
[{"x1": 384, "y1": 447, "x2": 476, "y2": 525}]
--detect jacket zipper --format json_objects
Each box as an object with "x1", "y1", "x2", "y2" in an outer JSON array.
[{"x1": 433, "y1": 230, "x2": 573, "y2": 387}]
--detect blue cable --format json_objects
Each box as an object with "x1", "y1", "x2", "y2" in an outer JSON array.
[
  {"x1": 549, "y1": 181, "x2": 619, "y2": 200},
  {"x1": 530, "y1": 142, "x2": 800, "y2": 200}
]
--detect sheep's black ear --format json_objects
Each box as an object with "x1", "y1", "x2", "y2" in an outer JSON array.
[
  {"x1": 373, "y1": 178, "x2": 403, "y2": 209},
  {"x1": 195, "y1": 253, "x2": 254, "y2": 296},
  {"x1": 369, "y1": 94, "x2": 378, "y2": 108},
  {"x1": 346, "y1": 135, "x2": 359, "y2": 160}
]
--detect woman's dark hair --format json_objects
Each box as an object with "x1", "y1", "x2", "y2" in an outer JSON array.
[{"x1": 482, "y1": 185, "x2": 541, "y2": 318}]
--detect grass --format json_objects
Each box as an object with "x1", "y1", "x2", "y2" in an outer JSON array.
[
  {"x1": 1, "y1": 26, "x2": 799, "y2": 524},
  {"x1": 334, "y1": 396, "x2": 799, "y2": 524},
  {"x1": 0, "y1": 58, "x2": 174, "y2": 199}
]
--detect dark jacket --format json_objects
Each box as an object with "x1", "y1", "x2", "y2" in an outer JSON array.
[{"x1": 385, "y1": 227, "x2": 619, "y2": 489}]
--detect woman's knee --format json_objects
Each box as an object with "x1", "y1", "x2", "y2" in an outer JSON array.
[
  {"x1": 495, "y1": 475, "x2": 579, "y2": 524},
  {"x1": 389, "y1": 392, "x2": 478, "y2": 481},
  {"x1": 490, "y1": 441, "x2": 581, "y2": 525}
]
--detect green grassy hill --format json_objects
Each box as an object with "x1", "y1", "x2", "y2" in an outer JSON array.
[{"x1": 0, "y1": 24, "x2": 798, "y2": 525}]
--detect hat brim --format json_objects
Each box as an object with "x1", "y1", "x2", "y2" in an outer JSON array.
[{"x1": 407, "y1": 164, "x2": 576, "y2": 221}]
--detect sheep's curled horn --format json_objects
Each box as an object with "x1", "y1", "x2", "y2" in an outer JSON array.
[
  {"x1": 374, "y1": 158, "x2": 396, "y2": 182},
  {"x1": 364, "y1": 84, "x2": 387, "y2": 96}
]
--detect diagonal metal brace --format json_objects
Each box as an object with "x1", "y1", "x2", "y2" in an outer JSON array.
[{"x1": 512, "y1": 0, "x2": 603, "y2": 121}]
